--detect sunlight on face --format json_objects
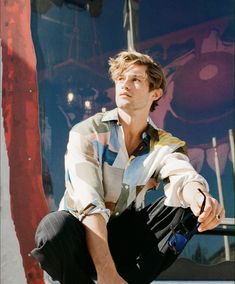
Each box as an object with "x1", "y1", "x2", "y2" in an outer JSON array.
[{"x1": 115, "y1": 65, "x2": 156, "y2": 112}]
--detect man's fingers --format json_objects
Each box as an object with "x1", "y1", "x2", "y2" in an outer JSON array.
[
  {"x1": 197, "y1": 196, "x2": 213, "y2": 222},
  {"x1": 215, "y1": 206, "x2": 225, "y2": 222},
  {"x1": 198, "y1": 201, "x2": 225, "y2": 232},
  {"x1": 190, "y1": 191, "x2": 225, "y2": 232}
]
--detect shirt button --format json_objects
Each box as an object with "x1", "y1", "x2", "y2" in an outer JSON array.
[{"x1": 115, "y1": 212, "x2": 120, "y2": 216}]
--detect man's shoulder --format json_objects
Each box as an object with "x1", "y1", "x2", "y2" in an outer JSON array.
[
  {"x1": 71, "y1": 112, "x2": 112, "y2": 136},
  {"x1": 157, "y1": 129, "x2": 186, "y2": 149}
]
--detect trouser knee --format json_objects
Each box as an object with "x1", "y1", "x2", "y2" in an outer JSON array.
[{"x1": 31, "y1": 211, "x2": 90, "y2": 280}]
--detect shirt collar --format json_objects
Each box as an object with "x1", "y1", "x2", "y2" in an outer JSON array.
[
  {"x1": 102, "y1": 108, "x2": 119, "y2": 123},
  {"x1": 102, "y1": 108, "x2": 159, "y2": 141},
  {"x1": 145, "y1": 121, "x2": 159, "y2": 141}
]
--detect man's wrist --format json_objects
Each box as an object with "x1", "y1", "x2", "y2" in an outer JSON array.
[
  {"x1": 96, "y1": 259, "x2": 117, "y2": 275},
  {"x1": 181, "y1": 182, "x2": 207, "y2": 205}
]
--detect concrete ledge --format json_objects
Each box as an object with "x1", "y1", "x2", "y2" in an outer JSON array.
[{"x1": 157, "y1": 258, "x2": 235, "y2": 280}]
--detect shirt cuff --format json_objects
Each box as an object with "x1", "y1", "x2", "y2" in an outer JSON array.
[
  {"x1": 164, "y1": 174, "x2": 209, "y2": 208},
  {"x1": 177, "y1": 179, "x2": 209, "y2": 207},
  {"x1": 77, "y1": 200, "x2": 110, "y2": 224}
]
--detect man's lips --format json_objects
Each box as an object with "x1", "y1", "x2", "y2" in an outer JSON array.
[{"x1": 120, "y1": 92, "x2": 131, "y2": 97}]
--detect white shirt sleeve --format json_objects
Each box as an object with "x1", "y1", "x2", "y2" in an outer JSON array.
[
  {"x1": 61, "y1": 130, "x2": 110, "y2": 223},
  {"x1": 159, "y1": 152, "x2": 209, "y2": 207}
]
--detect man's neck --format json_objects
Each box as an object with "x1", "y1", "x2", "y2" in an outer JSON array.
[
  {"x1": 117, "y1": 108, "x2": 149, "y2": 155},
  {"x1": 117, "y1": 108, "x2": 148, "y2": 136}
]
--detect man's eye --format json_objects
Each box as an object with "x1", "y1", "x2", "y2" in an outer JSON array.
[{"x1": 133, "y1": 78, "x2": 140, "y2": 82}]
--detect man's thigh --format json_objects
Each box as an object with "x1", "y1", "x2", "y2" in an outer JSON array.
[
  {"x1": 107, "y1": 197, "x2": 196, "y2": 283},
  {"x1": 107, "y1": 206, "x2": 146, "y2": 262},
  {"x1": 31, "y1": 210, "x2": 96, "y2": 282}
]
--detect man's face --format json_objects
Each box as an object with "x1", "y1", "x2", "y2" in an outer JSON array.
[{"x1": 115, "y1": 64, "x2": 158, "y2": 112}]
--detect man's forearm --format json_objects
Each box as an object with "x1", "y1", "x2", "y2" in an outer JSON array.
[{"x1": 82, "y1": 213, "x2": 116, "y2": 274}]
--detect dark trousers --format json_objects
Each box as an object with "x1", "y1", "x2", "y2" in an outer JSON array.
[{"x1": 31, "y1": 197, "x2": 195, "y2": 284}]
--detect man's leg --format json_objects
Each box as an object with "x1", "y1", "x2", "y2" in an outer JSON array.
[
  {"x1": 31, "y1": 211, "x2": 96, "y2": 284},
  {"x1": 31, "y1": 200, "x2": 196, "y2": 284},
  {"x1": 107, "y1": 206, "x2": 148, "y2": 284},
  {"x1": 107, "y1": 197, "x2": 197, "y2": 284},
  {"x1": 135, "y1": 196, "x2": 197, "y2": 283}
]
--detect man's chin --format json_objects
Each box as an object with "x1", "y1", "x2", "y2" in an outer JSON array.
[
  {"x1": 116, "y1": 100, "x2": 132, "y2": 109},
  {"x1": 117, "y1": 104, "x2": 132, "y2": 112}
]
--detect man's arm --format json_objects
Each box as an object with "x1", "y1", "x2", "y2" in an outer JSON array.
[
  {"x1": 82, "y1": 214, "x2": 127, "y2": 284},
  {"x1": 65, "y1": 128, "x2": 127, "y2": 282},
  {"x1": 158, "y1": 151, "x2": 224, "y2": 231}
]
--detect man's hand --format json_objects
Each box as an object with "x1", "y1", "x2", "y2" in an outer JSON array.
[
  {"x1": 190, "y1": 190, "x2": 225, "y2": 232},
  {"x1": 182, "y1": 182, "x2": 225, "y2": 232}
]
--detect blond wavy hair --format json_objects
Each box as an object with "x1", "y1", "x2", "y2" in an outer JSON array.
[{"x1": 108, "y1": 50, "x2": 166, "y2": 112}]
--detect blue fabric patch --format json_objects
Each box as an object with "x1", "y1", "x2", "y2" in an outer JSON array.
[
  {"x1": 93, "y1": 141, "x2": 117, "y2": 165},
  {"x1": 123, "y1": 154, "x2": 149, "y2": 185},
  {"x1": 109, "y1": 125, "x2": 120, "y2": 150},
  {"x1": 103, "y1": 147, "x2": 118, "y2": 165}
]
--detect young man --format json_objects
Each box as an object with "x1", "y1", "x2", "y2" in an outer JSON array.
[{"x1": 31, "y1": 51, "x2": 224, "y2": 284}]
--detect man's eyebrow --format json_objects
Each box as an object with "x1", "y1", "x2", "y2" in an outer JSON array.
[
  {"x1": 117, "y1": 72, "x2": 147, "y2": 80},
  {"x1": 129, "y1": 73, "x2": 146, "y2": 78}
]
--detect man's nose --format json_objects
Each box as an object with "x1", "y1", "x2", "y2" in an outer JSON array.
[{"x1": 122, "y1": 78, "x2": 130, "y2": 89}]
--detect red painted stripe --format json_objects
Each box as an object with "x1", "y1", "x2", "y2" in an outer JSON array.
[{"x1": 1, "y1": 1, "x2": 49, "y2": 283}]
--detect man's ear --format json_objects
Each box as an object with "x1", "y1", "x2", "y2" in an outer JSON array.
[{"x1": 152, "y1": 88, "x2": 163, "y2": 101}]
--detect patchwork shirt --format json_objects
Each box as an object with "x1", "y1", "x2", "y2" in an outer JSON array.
[{"x1": 59, "y1": 108, "x2": 209, "y2": 223}]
